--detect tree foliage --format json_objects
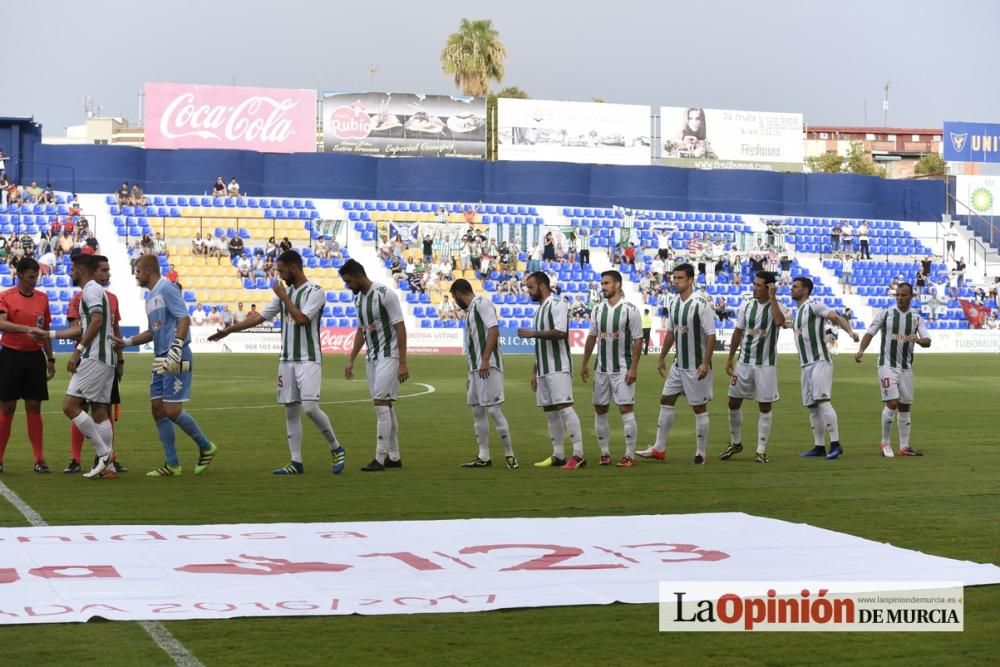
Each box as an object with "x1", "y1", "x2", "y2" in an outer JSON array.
[
  {"x1": 845, "y1": 141, "x2": 879, "y2": 176},
  {"x1": 805, "y1": 151, "x2": 844, "y2": 173},
  {"x1": 441, "y1": 19, "x2": 508, "y2": 97},
  {"x1": 914, "y1": 152, "x2": 946, "y2": 176}
]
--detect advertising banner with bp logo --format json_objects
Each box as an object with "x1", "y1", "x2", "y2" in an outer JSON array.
[
  {"x1": 943, "y1": 121, "x2": 1000, "y2": 163},
  {"x1": 955, "y1": 176, "x2": 998, "y2": 215},
  {"x1": 322, "y1": 92, "x2": 486, "y2": 158}
]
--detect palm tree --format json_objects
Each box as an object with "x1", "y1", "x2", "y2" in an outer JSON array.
[{"x1": 441, "y1": 19, "x2": 508, "y2": 97}]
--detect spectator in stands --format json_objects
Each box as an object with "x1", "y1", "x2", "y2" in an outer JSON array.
[
  {"x1": 420, "y1": 233, "x2": 434, "y2": 265},
  {"x1": 19, "y1": 232, "x2": 34, "y2": 258},
  {"x1": 841, "y1": 223, "x2": 854, "y2": 253},
  {"x1": 623, "y1": 242, "x2": 637, "y2": 267},
  {"x1": 166, "y1": 264, "x2": 179, "y2": 284},
  {"x1": 922, "y1": 279, "x2": 947, "y2": 322},
  {"x1": 389, "y1": 256, "x2": 404, "y2": 281},
  {"x1": 857, "y1": 221, "x2": 871, "y2": 259},
  {"x1": 192, "y1": 232, "x2": 206, "y2": 256},
  {"x1": 526, "y1": 241, "x2": 543, "y2": 273},
  {"x1": 234, "y1": 302, "x2": 247, "y2": 324},
  {"x1": 639, "y1": 271, "x2": 657, "y2": 300},
  {"x1": 207, "y1": 306, "x2": 221, "y2": 326},
  {"x1": 435, "y1": 257, "x2": 454, "y2": 282},
  {"x1": 220, "y1": 305, "x2": 234, "y2": 328},
  {"x1": 0, "y1": 237, "x2": 7, "y2": 266},
  {"x1": 392, "y1": 233, "x2": 406, "y2": 258},
  {"x1": 458, "y1": 234, "x2": 472, "y2": 271},
  {"x1": 278, "y1": 236, "x2": 292, "y2": 254},
  {"x1": 117, "y1": 182, "x2": 131, "y2": 207},
  {"x1": 703, "y1": 241, "x2": 717, "y2": 286},
  {"x1": 435, "y1": 205, "x2": 448, "y2": 224},
  {"x1": 915, "y1": 267, "x2": 928, "y2": 293},
  {"x1": 37, "y1": 248, "x2": 56, "y2": 276},
  {"x1": 326, "y1": 235, "x2": 342, "y2": 259},
  {"x1": 59, "y1": 232, "x2": 75, "y2": 259},
  {"x1": 227, "y1": 177, "x2": 241, "y2": 199},
  {"x1": 131, "y1": 183, "x2": 147, "y2": 207},
  {"x1": 944, "y1": 222, "x2": 958, "y2": 259},
  {"x1": 127, "y1": 240, "x2": 142, "y2": 272},
  {"x1": 237, "y1": 253, "x2": 252, "y2": 279},
  {"x1": 0, "y1": 148, "x2": 6, "y2": 181},
  {"x1": 463, "y1": 205, "x2": 478, "y2": 225},
  {"x1": 408, "y1": 262, "x2": 426, "y2": 294},
  {"x1": 714, "y1": 296, "x2": 731, "y2": 323},
  {"x1": 496, "y1": 241, "x2": 512, "y2": 271},
  {"x1": 0, "y1": 174, "x2": 9, "y2": 206},
  {"x1": 35, "y1": 231, "x2": 52, "y2": 258},
  {"x1": 378, "y1": 235, "x2": 392, "y2": 261},
  {"x1": 149, "y1": 232, "x2": 165, "y2": 256},
  {"x1": 779, "y1": 254, "x2": 793, "y2": 285},
  {"x1": 191, "y1": 303, "x2": 207, "y2": 326},
  {"x1": 830, "y1": 221, "x2": 843, "y2": 253},
  {"x1": 575, "y1": 227, "x2": 589, "y2": 267},
  {"x1": 656, "y1": 228, "x2": 672, "y2": 260},
  {"x1": 985, "y1": 310, "x2": 999, "y2": 329},
  {"x1": 565, "y1": 232, "x2": 578, "y2": 265},
  {"x1": 888, "y1": 277, "x2": 900, "y2": 298},
  {"x1": 212, "y1": 176, "x2": 226, "y2": 199},
  {"x1": 41, "y1": 183, "x2": 55, "y2": 204},
  {"x1": 25, "y1": 181, "x2": 42, "y2": 203},
  {"x1": 6, "y1": 180, "x2": 20, "y2": 207},
  {"x1": 954, "y1": 256, "x2": 967, "y2": 289},
  {"x1": 68, "y1": 194, "x2": 81, "y2": 215},
  {"x1": 262, "y1": 236, "x2": 277, "y2": 260},
  {"x1": 251, "y1": 251, "x2": 268, "y2": 280},
  {"x1": 228, "y1": 235, "x2": 244, "y2": 260},
  {"x1": 650, "y1": 255, "x2": 666, "y2": 277},
  {"x1": 439, "y1": 294, "x2": 458, "y2": 320},
  {"x1": 207, "y1": 233, "x2": 225, "y2": 261},
  {"x1": 840, "y1": 253, "x2": 854, "y2": 294},
  {"x1": 542, "y1": 232, "x2": 556, "y2": 262},
  {"x1": 731, "y1": 254, "x2": 743, "y2": 286}
]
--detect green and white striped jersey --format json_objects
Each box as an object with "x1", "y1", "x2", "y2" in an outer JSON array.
[
  {"x1": 355, "y1": 283, "x2": 404, "y2": 362},
  {"x1": 866, "y1": 307, "x2": 929, "y2": 369},
  {"x1": 79, "y1": 280, "x2": 116, "y2": 367},
  {"x1": 465, "y1": 295, "x2": 503, "y2": 373},
  {"x1": 793, "y1": 298, "x2": 832, "y2": 367},
  {"x1": 666, "y1": 294, "x2": 715, "y2": 370},
  {"x1": 533, "y1": 294, "x2": 572, "y2": 377},
  {"x1": 735, "y1": 299, "x2": 786, "y2": 367},
  {"x1": 261, "y1": 281, "x2": 326, "y2": 363},
  {"x1": 589, "y1": 299, "x2": 643, "y2": 373}
]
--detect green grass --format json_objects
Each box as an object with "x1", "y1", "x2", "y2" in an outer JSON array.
[{"x1": 0, "y1": 353, "x2": 997, "y2": 666}]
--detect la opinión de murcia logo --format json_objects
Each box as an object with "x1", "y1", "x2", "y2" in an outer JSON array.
[
  {"x1": 950, "y1": 132, "x2": 968, "y2": 153},
  {"x1": 158, "y1": 93, "x2": 300, "y2": 142}
]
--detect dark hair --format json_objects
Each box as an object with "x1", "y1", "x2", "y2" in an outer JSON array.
[
  {"x1": 672, "y1": 263, "x2": 695, "y2": 279},
  {"x1": 793, "y1": 276, "x2": 814, "y2": 294},
  {"x1": 526, "y1": 271, "x2": 550, "y2": 287},
  {"x1": 338, "y1": 258, "x2": 367, "y2": 278},
  {"x1": 449, "y1": 278, "x2": 473, "y2": 295},
  {"x1": 94, "y1": 255, "x2": 109, "y2": 264},
  {"x1": 756, "y1": 270, "x2": 777, "y2": 285},
  {"x1": 15, "y1": 257, "x2": 39, "y2": 274},
  {"x1": 72, "y1": 254, "x2": 98, "y2": 273},
  {"x1": 897, "y1": 281, "x2": 914, "y2": 294},
  {"x1": 600, "y1": 270, "x2": 623, "y2": 284},
  {"x1": 682, "y1": 107, "x2": 707, "y2": 140},
  {"x1": 276, "y1": 250, "x2": 302, "y2": 268}
]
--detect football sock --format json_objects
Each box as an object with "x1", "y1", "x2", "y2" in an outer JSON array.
[
  {"x1": 818, "y1": 402, "x2": 840, "y2": 442},
  {"x1": 488, "y1": 406, "x2": 514, "y2": 457},
  {"x1": 387, "y1": 407, "x2": 400, "y2": 460},
  {"x1": 303, "y1": 401, "x2": 340, "y2": 449},
  {"x1": 175, "y1": 411, "x2": 212, "y2": 450},
  {"x1": 472, "y1": 406, "x2": 490, "y2": 460},
  {"x1": 881, "y1": 407, "x2": 896, "y2": 444},
  {"x1": 728, "y1": 409, "x2": 743, "y2": 445},
  {"x1": 897, "y1": 411, "x2": 912, "y2": 449},
  {"x1": 155, "y1": 417, "x2": 179, "y2": 466},
  {"x1": 97, "y1": 420, "x2": 114, "y2": 456},
  {"x1": 560, "y1": 407, "x2": 584, "y2": 458},
  {"x1": 26, "y1": 412, "x2": 44, "y2": 463},
  {"x1": 594, "y1": 413, "x2": 611, "y2": 455},
  {"x1": 757, "y1": 411, "x2": 773, "y2": 453},
  {"x1": 807, "y1": 406, "x2": 825, "y2": 447},
  {"x1": 70, "y1": 423, "x2": 84, "y2": 462},
  {"x1": 655, "y1": 405, "x2": 675, "y2": 452},
  {"x1": 545, "y1": 410, "x2": 565, "y2": 459},
  {"x1": 695, "y1": 412, "x2": 709, "y2": 457},
  {"x1": 621, "y1": 411, "x2": 638, "y2": 458},
  {"x1": 284, "y1": 403, "x2": 304, "y2": 463},
  {"x1": 374, "y1": 405, "x2": 391, "y2": 463},
  {"x1": 0, "y1": 413, "x2": 11, "y2": 461},
  {"x1": 73, "y1": 412, "x2": 109, "y2": 459}
]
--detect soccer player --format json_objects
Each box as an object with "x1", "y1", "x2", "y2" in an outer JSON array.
[
  {"x1": 210, "y1": 250, "x2": 342, "y2": 474},
  {"x1": 637, "y1": 263, "x2": 716, "y2": 464},
  {"x1": 517, "y1": 271, "x2": 586, "y2": 469},
  {"x1": 63, "y1": 256, "x2": 128, "y2": 474},
  {"x1": 579, "y1": 270, "x2": 643, "y2": 467},
  {"x1": 0, "y1": 258, "x2": 56, "y2": 473},
  {"x1": 449, "y1": 278, "x2": 517, "y2": 469},
  {"x1": 339, "y1": 259, "x2": 409, "y2": 472},
  {"x1": 854, "y1": 282, "x2": 931, "y2": 457},
  {"x1": 790, "y1": 276, "x2": 858, "y2": 460},
  {"x1": 719, "y1": 271, "x2": 787, "y2": 464}
]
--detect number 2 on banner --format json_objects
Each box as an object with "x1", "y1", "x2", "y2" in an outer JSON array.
[{"x1": 459, "y1": 544, "x2": 626, "y2": 571}]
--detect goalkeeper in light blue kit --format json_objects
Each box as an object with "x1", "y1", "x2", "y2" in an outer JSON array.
[{"x1": 114, "y1": 255, "x2": 218, "y2": 476}]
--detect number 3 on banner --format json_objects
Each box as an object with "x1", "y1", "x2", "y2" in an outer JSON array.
[
  {"x1": 459, "y1": 544, "x2": 626, "y2": 571},
  {"x1": 624, "y1": 543, "x2": 729, "y2": 562}
]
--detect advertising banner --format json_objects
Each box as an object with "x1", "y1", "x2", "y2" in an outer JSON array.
[
  {"x1": 321, "y1": 92, "x2": 486, "y2": 157},
  {"x1": 497, "y1": 98, "x2": 651, "y2": 165},
  {"x1": 660, "y1": 106, "x2": 803, "y2": 171},
  {"x1": 144, "y1": 82, "x2": 317, "y2": 153},
  {"x1": 943, "y1": 121, "x2": 1000, "y2": 163},
  {"x1": 955, "y1": 175, "x2": 999, "y2": 216}
]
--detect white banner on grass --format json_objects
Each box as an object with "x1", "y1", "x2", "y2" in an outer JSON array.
[{"x1": 1, "y1": 514, "x2": 998, "y2": 624}]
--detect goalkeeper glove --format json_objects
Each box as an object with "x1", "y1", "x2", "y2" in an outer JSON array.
[
  {"x1": 167, "y1": 337, "x2": 184, "y2": 366},
  {"x1": 153, "y1": 357, "x2": 191, "y2": 375}
]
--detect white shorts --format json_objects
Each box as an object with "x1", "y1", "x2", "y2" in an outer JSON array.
[
  {"x1": 277, "y1": 361, "x2": 322, "y2": 404},
  {"x1": 66, "y1": 359, "x2": 115, "y2": 405},
  {"x1": 661, "y1": 365, "x2": 713, "y2": 406},
  {"x1": 536, "y1": 372, "x2": 574, "y2": 407},
  {"x1": 366, "y1": 358, "x2": 399, "y2": 401},
  {"x1": 592, "y1": 371, "x2": 636, "y2": 407},
  {"x1": 727, "y1": 363, "x2": 780, "y2": 403},
  {"x1": 467, "y1": 369, "x2": 505, "y2": 407},
  {"x1": 878, "y1": 366, "x2": 914, "y2": 404},
  {"x1": 800, "y1": 361, "x2": 834, "y2": 406}
]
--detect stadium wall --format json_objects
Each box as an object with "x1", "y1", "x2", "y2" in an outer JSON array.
[{"x1": 15, "y1": 142, "x2": 945, "y2": 221}]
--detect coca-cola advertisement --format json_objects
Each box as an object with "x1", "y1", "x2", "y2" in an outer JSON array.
[
  {"x1": 321, "y1": 92, "x2": 486, "y2": 158},
  {"x1": 144, "y1": 82, "x2": 317, "y2": 153}
]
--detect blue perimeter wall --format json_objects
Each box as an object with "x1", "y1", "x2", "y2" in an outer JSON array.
[{"x1": 19, "y1": 143, "x2": 944, "y2": 221}]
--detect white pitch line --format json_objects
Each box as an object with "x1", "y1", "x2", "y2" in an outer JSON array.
[{"x1": 0, "y1": 480, "x2": 205, "y2": 667}]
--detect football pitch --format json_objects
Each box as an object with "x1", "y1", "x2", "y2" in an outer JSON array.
[{"x1": 0, "y1": 352, "x2": 997, "y2": 666}]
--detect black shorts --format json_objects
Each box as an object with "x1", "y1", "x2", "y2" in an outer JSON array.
[{"x1": 0, "y1": 347, "x2": 49, "y2": 402}]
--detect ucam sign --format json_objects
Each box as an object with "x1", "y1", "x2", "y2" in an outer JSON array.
[{"x1": 144, "y1": 82, "x2": 317, "y2": 153}]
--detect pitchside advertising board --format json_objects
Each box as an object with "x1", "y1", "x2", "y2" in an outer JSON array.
[
  {"x1": 955, "y1": 175, "x2": 999, "y2": 216},
  {"x1": 660, "y1": 106, "x2": 804, "y2": 172},
  {"x1": 143, "y1": 82, "x2": 317, "y2": 153},
  {"x1": 321, "y1": 92, "x2": 486, "y2": 158},
  {"x1": 497, "y1": 98, "x2": 652, "y2": 166},
  {"x1": 943, "y1": 121, "x2": 1000, "y2": 163}
]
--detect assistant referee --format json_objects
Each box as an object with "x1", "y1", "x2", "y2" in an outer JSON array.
[{"x1": 0, "y1": 257, "x2": 56, "y2": 473}]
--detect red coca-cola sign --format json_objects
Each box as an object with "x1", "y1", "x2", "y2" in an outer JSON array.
[
  {"x1": 144, "y1": 82, "x2": 317, "y2": 153},
  {"x1": 320, "y1": 327, "x2": 357, "y2": 354}
]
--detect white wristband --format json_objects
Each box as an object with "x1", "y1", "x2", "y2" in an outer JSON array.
[
  {"x1": 123, "y1": 337, "x2": 133, "y2": 347},
  {"x1": 75, "y1": 344, "x2": 85, "y2": 352},
  {"x1": 49, "y1": 330, "x2": 57, "y2": 339}
]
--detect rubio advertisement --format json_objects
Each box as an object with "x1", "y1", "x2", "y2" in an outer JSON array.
[
  {"x1": 944, "y1": 121, "x2": 1000, "y2": 163},
  {"x1": 660, "y1": 106, "x2": 803, "y2": 172},
  {"x1": 497, "y1": 98, "x2": 651, "y2": 165},
  {"x1": 321, "y1": 92, "x2": 486, "y2": 157},
  {"x1": 143, "y1": 82, "x2": 317, "y2": 153}
]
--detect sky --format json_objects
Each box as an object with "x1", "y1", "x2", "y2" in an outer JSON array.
[{"x1": 7, "y1": 0, "x2": 999, "y2": 134}]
